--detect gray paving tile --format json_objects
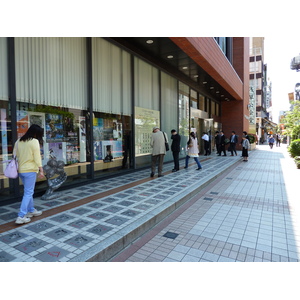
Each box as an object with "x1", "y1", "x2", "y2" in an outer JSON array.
[
  {"x1": 0, "y1": 251, "x2": 16, "y2": 262},
  {"x1": 64, "y1": 234, "x2": 94, "y2": 248},
  {"x1": 0, "y1": 231, "x2": 28, "y2": 244},
  {"x1": 87, "y1": 224, "x2": 113, "y2": 236},
  {"x1": 14, "y1": 238, "x2": 48, "y2": 254},
  {"x1": 26, "y1": 221, "x2": 55, "y2": 233},
  {"x1": 45, "y1": 228, "x2": 73, "y2": 240},
  {"x1": 35, "y1": 246, "x2": 70, "y2": 262}
]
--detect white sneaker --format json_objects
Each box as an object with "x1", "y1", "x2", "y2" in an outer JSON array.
[
  {"x1": 15, "y1": 216, "x2": 31, "y2": 224},
  {"x1": 26, "y1": 209, "x2": 42, "y2": 218}
]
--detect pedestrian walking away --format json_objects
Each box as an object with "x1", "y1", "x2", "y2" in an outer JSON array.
[
  {"x1": 229, "y1": 131, "x2": 238, "y2": 156},
  {"x1": 269, "y1": 135, "x2": 275, "y2": 149},
  {"x1": 14, "y1": 124, "x2": 45, "y2": 224},
  {"x1": 185, "y1": 132, "x2": 202, "y2": 170},
  {"x1": 276, "y1": 134, "x2": 281, "y2": 147},
  {"x1": 242, "y1": 135, "x2": 250, "y2": 161},
  {"x1": 170, "y1": 129, "x2": 181, "y2": 172},
  {"x1": 150, "y1": 127, "x2": 168, "y2": 177},
  {"x1": 218, "y1": 131, "x2": 227, "y2": 156},
  {"x1": 201, "y1": 132, "x2": 210, "y2": 156}
]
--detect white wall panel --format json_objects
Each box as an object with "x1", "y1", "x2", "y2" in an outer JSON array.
[
  {"x1": 92, "y1": 38, "x2": 131, "y2": 115},
  {"x1": 15, "y1": 37, "x2": 87, "y2": 109},
  {"x1": 0, "y1": 37, "x2": 8, "y2": 101}
]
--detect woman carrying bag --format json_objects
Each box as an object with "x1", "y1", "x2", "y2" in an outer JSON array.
[
  {"x1": 184, "y1": 132, "x2": 202, "y2": 170},
  {"x1": 14, "y1": 124, "x2": 45, "y2": 224}
]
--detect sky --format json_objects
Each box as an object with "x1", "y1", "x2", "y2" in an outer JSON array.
[{"x1": 264, "y1": 36, "x2": 300, "y2": 122}]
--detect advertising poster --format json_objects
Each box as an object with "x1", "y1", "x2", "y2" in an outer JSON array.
[
  {"x1": 78, "y1": 116, "x2": 86, "y2": 162},
  {"x1": 1, "y1": 109, "x2": 8, "y2": 161},
  {"x1": 17, "y1": 110, "x2": 29, "y2": 138},
  {"x1": 46, "y1": 113, "x2": 64, "y2": 140},
  {"x1": 66, "y1": 141, "x2": 79, "y2": 164},
  {"x1": 48, "y1": 142, "x2": 66, "y2": 163},
  {"x1": 94, "y1": 141, "x2": 102, "y2": 161},
  {"x1": 93, "y1": 117, "x2": 104, "y2": 141},
  {"x1": 28, "y1": 112, "x2": 47, "y2": 165},
  {"x1": 135, "y1": 106, "x2": 160, "y2": 155}
]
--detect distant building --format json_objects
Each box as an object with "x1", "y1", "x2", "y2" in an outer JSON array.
[{"x1": 250, "y1": 37, "x2": 276, "y2": 143}]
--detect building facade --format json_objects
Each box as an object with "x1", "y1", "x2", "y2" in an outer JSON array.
[{"x1": 0, "y1": 37, "x2": 250, "y2": 204}]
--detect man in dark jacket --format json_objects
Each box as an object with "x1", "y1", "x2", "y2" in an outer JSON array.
[
  {"x1": 229, "y1": 131, "x2": 238, "y2": 156},
  {"x1": 219, "y1": 131, "x2": 227, "y2": 156},
  {"x1": 171, "y1": 129, "x2": 181, "y2": 172}
]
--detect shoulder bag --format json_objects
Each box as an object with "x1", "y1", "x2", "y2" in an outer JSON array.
[
  {"x1": 163, "y1": 132, "x2": 169, "y2": 151},
  {"x1": 4, "y1": 140, "x2": 19, "y2": 179}
]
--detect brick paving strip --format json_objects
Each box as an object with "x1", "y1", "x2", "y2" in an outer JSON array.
[{"x1": 0, "y1": 174, "x2": 163, "y2": 234}]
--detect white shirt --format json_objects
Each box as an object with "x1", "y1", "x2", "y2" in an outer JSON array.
[{"x1": 202, "y1": 134, "x2": 209, "y2": 141}]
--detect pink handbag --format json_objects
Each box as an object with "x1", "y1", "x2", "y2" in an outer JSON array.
[
  {"x1": 4, "y1": 140, "x2": 19, "y2": 179},
  {"x1": 4, "y1": 157, "x2": 19, "y2": 178}
]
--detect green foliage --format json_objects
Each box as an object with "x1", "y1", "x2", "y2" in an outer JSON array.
[
  {"x1": 294, "y1": 156, "x2": 300, "y2": 169},
  {"x1": 282, "y1": 101, "x2": 300, "y2": 141},
  {"x1": 288, "y1": 139, "x2": 300, "y2": 158},
  {"x1": 29, "y1": 105, "x2": 75, "y2": 119},
  {"x1": 248, "y1": 134, "x2": 256, "y2": 144}
]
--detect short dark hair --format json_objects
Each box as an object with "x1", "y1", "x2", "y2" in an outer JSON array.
[{"x1": 171, "y1": 129, "x2": 176, "y2": 133}]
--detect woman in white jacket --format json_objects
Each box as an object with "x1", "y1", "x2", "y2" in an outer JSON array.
[{"x1": 184, "y1": 132, "x2": 202, "y2": 170}]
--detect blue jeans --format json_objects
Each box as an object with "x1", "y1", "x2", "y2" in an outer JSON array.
[
  {"x1": 185, "y1": 156, "x2": 202, "y2": 169},
  {"x1": 18, "y1": 172, "x2": 37, "y2": 217}
]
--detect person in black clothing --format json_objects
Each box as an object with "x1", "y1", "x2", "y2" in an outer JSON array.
[
  {"x1": 218, "y1": 131, "x2": 227, "y2": 156},
  {"x1": 171, "y1": 129, "x2": 181, "y2": 172},
  {"x1": 215, "y1": 131, "x2": 221, "y2": 155}
]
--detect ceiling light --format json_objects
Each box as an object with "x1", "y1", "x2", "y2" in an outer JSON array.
[
  {"x1": 167, "y1": 55, "x2": 173, "y2": 59},
  {"x1": 210, "y1": 87, "x2": 214, "y2": 89},
  {"x1": 194, "y1": 75, "x2": 199, "y2": 78},
  {"x1": 216, "y1": 91, "x2": 220, "y2": 94},
  {"x1": 203, "y1": 81, "x2": 207, "y2": 84},
  {"x1": 182, "y1": 66, "x2": 188, "y2": 70},
  {"x1": 146, "y1": 40, "x2": 153, "y2": 44},
  {"x1": 221, "y1": 95, "x2": 224, "y2": 97}
]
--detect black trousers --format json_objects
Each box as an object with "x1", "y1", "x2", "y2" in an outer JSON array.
[
  {"x1": 230, "y1": 143, "x2": 237, "y2": 155},
  {"x1": 172, "y1": 151, "x2": 180, "y2": 170},
  {"x1": 204, "y1": 141, "x2": 210, "y2": 155},
  {"x1": 220, "y1": 144, "x2": 226, "y2": 155}
]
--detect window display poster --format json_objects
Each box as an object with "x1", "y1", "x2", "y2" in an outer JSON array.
[
  {"x1": 46, "y1": 114, "x2": 64, "y2": 140},
  {"x1": 1, "y1": 108, "x2": 8, "y2": 160},
  {"x1": 93, "y1": 118, "x2": 104, "y2": 141},
  {"x1": 48, "y1": 142, "x2": 66, "y2": 163},
  {"x1": 113, "y1": 120, "x2": 122, "y2": 141},
  {"x1": 66, "y1": 141, "x2": 79, "y2": 164},
  {"x1": 79, "y1": 116, "x2": 86, "y2": 162},
  {"x1": 93, "y1": 140, "x2": 122, "y2": 161},
  {"x1": 135, "y1": 106, "x2": 160, "y2": 155},
  {"x1": 94, "y1": 141, "x2": 102, "y2": 161},
  {"x1": 102, "y1": 140, "x2": 122, "y2": 160},
  {"x1": 17, "y1": 110, "x2": 29, "y2": 138},
  {"x1": 28, "y1": 112, "x2": 47, "y2": 165}
]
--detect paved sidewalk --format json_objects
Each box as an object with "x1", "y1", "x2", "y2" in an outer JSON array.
[
  {"x1": 0, "y1": 149, "x2": 241, "y2": 262},
  {"x1": 111, "y1": 144, "x2": 300, "y2": 262}
]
